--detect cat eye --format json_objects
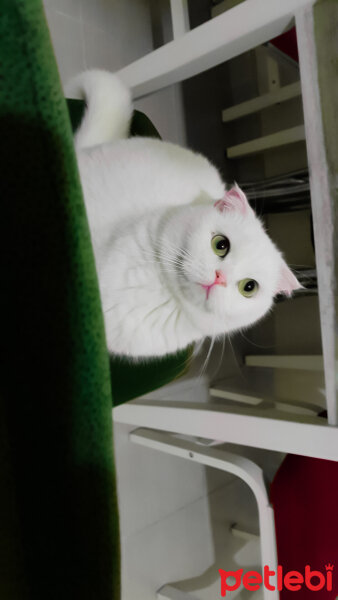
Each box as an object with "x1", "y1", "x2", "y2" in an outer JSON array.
[
  {"x1": 211, "y1": 235, "x2": 230, "y2": 258},
  {"x1": 238, "y1": 278, "x2": 259, "y2": 297}
]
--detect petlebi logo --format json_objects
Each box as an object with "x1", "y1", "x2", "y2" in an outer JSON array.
[{"x1": 219, "y1": 563, "x2": 334, "y2": 596}]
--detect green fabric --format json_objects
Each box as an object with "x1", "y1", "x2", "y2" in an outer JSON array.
[
  {"x1": 109, "y1": 349, "x2": 192, "y2": 407},
  {"x1": 130, "y1": 109, "x2": 162, "y2": 139},
  {"x1": 0, "y1": 2, "x2": 119, "y2": 598}
]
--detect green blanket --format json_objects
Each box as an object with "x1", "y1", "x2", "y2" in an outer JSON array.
[
  {"x1": 0, "y1": 1, "x2": 189, "y2": 598},
  {"x1": 0, "y1": 1, "x2": 118, "y2": 598}
]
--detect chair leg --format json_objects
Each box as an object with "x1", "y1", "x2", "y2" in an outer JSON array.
[{"x1": 130, "y1": 428, "x2": 279, "y2": 600}]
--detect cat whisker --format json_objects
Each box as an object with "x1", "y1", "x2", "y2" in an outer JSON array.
[
  {"x1": 163, "y1": 306, "x2": 180, "y2": 332},
  {"x1": 226, "y1": 334, "x2": 247, "y2": 382},
  {"x1": 140, "y1": 245, "x2": 208, "y2": 284},
  {"x1": 199, "y1": 332, "x2": 216, "y2": 379},
  {"x1": 210, "y1": 334, "x2": 226, "y2": 381},
  {"x1": 239, "y1": 330, "x2": 274, "y2": 349},
  {"x1": 142, "y1": 299, "x2": 172, "y2": 323}
]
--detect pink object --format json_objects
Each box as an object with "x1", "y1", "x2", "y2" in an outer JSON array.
[
  {"x1": 201, "y1": 270, "x2": 227, "y2": 299},
  {"x1": 215, "y1": 270, "x2": 227, "y2": 286},
  {"x1": 275, "y1": 262, "x2": 303, "y2": 297},
  {"x1": 214, "y1": 184, "x2": 252, "y2": 216}
]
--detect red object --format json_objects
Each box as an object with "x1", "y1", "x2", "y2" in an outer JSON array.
[
  {"x1": 270, "y1": 26, "x2": 299, "y2": 63},
  {"x1": 270, "y1": 455, "x2": 338, "y2": 599}
]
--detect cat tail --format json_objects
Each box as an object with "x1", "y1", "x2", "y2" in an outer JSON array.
[{"x1": 65, "y1": 69, "x2": 132, "y2": 150}]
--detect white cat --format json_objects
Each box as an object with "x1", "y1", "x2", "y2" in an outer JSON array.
[{"x1": 67, "y1": 70, "x2": 301, "y2": 359}]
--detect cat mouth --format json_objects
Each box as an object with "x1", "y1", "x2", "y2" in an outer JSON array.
[
  {"x1": 200, "y1": 270, "x2": 227, "y2": 299},
  {"x1": 200, "y1": 282, "x2": 215, "y2": 300}
]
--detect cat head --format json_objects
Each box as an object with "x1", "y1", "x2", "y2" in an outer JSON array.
[{"x1": 163, "y1": 184, "x2": 302, "y2": 335}]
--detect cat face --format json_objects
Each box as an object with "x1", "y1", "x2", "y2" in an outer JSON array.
[{"x1": 163, "y1": 185, "x2": 301, "y2": 335}]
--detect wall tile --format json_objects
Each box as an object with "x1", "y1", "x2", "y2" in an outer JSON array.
[
  {"x1": 120, "y1": 496, "x2": 214, "y2": 600},
  {"x1": 44, "y1": 7, "x2": 85, "y2": 87},
  {"x1": 114, "y1": 422, "x2": 209, "y2": 540},
  {"x1": 43, "y1": 0, "x2": 82, "y2": 21},
  {"x1": 81, "y1": 0, "x2": 152, "y2": 45},
  {"x1": 82, "y1": 22, "x2": 122, "y2": 72}
]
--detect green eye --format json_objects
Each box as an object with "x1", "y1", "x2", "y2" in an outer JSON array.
[
  {"x1": 238, "y1": 278, "x2": 259, "y2": 297},
  {"x1": 211, "y1": 235, "x2": 230, "y2": 258}
]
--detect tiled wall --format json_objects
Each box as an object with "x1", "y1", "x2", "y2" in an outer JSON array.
[
  {"x1": 43, "y1": 0, "x2": 153, "y2": 85},
  {"x1": 42, "y1": 0, "x2": 186, "y2": 144}
]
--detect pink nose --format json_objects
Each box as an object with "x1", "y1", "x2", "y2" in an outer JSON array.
[{"x1": 215, "y1": 270, "x2": 227, "y2": 286}]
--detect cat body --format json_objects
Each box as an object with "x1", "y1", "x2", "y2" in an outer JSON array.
[{"x1": 68, "y1": 70, "x2": 300, "y2": 358}]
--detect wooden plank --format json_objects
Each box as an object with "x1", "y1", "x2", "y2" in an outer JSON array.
[
  {"x1": 210, "y1": 386, "x2": 263, "y2": 405},
  {"x1": 226, "y1": 125, "x2": 305, "y2": 158},
  {"x1": 170, "y1": 0, "x2": 190, "y2": 39},
  {"x1": 117, "y1": 0, "x2": 315, "y2": 98},
  {"x1": 296, "y1": 0, "x2": 338, "y2": 425},
  {"x1": 245, "y1": 354, "x2": 324, "y2": 370},
  {"x1": 209, "y1": 384, "x2": 322, "y2": 415},
  {"x1": 113, "y1": 401, "x2": 338, "y2": 460},
  {"x1": 222, "y1": 81, "x2": 301, "y2": 122}
]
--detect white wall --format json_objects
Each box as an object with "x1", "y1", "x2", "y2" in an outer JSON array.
[
  {"x1": 43, "y1": 0, "x2": 186, "y2": 145},
  {"x1": 43, "y1": 0, "x2": 153, "y2": 83}
]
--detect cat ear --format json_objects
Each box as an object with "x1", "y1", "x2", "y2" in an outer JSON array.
[
  {"x1": 214, "y1": 183, "x2": 253, "y2": 216},
  {"x1": 275, "y1": 261, "x2": 303, "y2": 297}
]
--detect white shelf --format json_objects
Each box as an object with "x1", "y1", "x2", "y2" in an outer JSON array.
[
  {"x1": 113, "y1": 2, "x2": 338, "y2": 596},
  {"x1": 117, "y1": 0, "x2": 314, "y2": 98},
  {"x1": 114, "y1": 398, "x2": 338, "y2": 461},
  {"x1": 226, "y1": 125, "x2": 305, "y2": 158},
  {"x1": 245, "y1": 354, "x2": 324, "y2": 370},
  {"x1": 222, "y1": 81, "x2": 301, "y2": 122},
  {"x1": 210, "y1": 380, "x2": 323, "y2": 416}
]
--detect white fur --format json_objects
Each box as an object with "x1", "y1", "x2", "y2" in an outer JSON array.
[
  {"x1": 70, "y1": 70, "x2": 300, "y2": 359},
  {"x1": 65, "y1": 70, "x2": 132, "y2": 149}
]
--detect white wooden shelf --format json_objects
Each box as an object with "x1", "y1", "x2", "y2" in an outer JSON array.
[
  {"x1": 244, "y1": 354, "x2": 337, "y2": 425},
  {"x1": 210, "y1": 380, "x2": 323, "y2": 415},
  {"x1": 117, "y1": 0, "x2": 337, "y2": 425},
  {"x1": 117, "y1": 0, "x2": 314, "y2": 98},
  {"x1": 114, "y1": 1, "x2": 338, "y2": 596},
  {"x1": 226, "y1": 125, "x2": 305, "y2": 158},
  {"x1": 222, "y1": 81, "x2": 301, "y2": 122},
  {"x1": 114, "y1": 398, "x2": 338, "y2": 461},
  {"x1": 245, "y1": 354, "x2": 324, "y2": 370}
]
